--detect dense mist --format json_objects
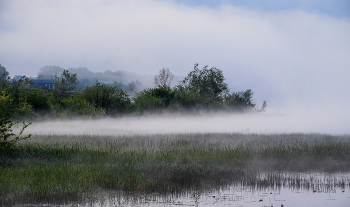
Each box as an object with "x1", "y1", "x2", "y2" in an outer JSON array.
[
  {"x1": 26, "y1": 108, "x2": 349, "y2": 136},
  {"x1": 1, "y1": 0, "x2": 349, "y2": 113}
]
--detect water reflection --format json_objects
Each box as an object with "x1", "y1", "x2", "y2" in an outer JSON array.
[{"x1": 13, "y1": 172, "x2": 350, "y2": 207}]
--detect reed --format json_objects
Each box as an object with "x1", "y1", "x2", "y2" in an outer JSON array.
[{"x1": 1, "y1": 133, "x2": 350, "y2": 203}]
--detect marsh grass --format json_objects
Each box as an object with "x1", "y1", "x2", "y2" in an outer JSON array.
[{"x1": 1, "y1": 133, "x2": 350, "y2": 204}]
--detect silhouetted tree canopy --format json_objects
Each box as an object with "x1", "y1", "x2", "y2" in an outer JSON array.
[
  {"x1": 81, "y1": 82, "x2": 132, "y2": 115},
  {"x1": 53, "y1": 70, "x2": 79, "y2": 92},
  {"x1": 154, "y1": 68, "x2": 173, "y2": 88},
  {"x1": 178, "y1": 63, "x2": 229, "y2": 101},
  {"x1": 0, "y1": 64, "x2": 9, "y2": 77},
  {"x1": 0, "y1": 64, "x2": 10, "y2": 90}
]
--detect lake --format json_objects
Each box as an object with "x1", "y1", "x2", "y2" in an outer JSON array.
[{"x1": 14, "y1": 172, "x2": 350, "y2": 207}]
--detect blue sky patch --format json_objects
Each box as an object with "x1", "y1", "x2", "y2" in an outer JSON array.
[{"x1": 168, "y1": 0, "x2": 350, "y2": 18}]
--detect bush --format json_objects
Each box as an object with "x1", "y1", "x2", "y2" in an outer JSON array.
[
  {"x1": 53, "y1": 69, "x2": 79, "y2": 92},
  {"x1": 81, "y1": 82, "x2": 132, "y2": 115},
  {"x1": 0, "y1": 91, "x2": 33, "y2": 119},
  {"x1": 224, "y1": 89, "x2": 256, "y2": 111},
  {"x1": 0, "y1": 115, "x2": 31, "y2": 148},
  {"x1": 133, "y1": 88, "x2": 176, "y2": 114},
  {"x1": 48, "y1": 92, "x2": 106, "y2": 118},
  {"x1": 178, "y1": 63, "x2": 229, "y2": 101},
  {"x1": 23, "y1": 89, "x2": 50, "y2": 113}
]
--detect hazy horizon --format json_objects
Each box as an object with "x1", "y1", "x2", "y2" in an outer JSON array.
[
  {"x1": 1, "y1": 0, "x2": 349, "y2": 117},
  {"x1": 25, "y1": 109, "x2": 350, "y2": 136}
]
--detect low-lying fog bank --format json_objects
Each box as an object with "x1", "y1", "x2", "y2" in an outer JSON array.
[{"x1": 25, "y1": 110, "x2": 350, "y2": 136}]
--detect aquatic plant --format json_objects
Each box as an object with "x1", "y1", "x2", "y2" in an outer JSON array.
[{"x1": 1, "y1": 133, "x2": 350, "y2": 204}]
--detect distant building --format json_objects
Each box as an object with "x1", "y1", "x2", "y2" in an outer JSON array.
[{"x1": 31, "y1": 79, "x2": 53, "y2": 89}]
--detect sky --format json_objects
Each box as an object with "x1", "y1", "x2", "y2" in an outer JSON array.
[{"x1": 0, "y1": 0, "x2": 350, "y2": 115}]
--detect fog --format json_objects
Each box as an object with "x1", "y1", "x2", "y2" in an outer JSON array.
[
  {"x1": 1, "y1": 0, "x2": 350, "y2": 123},
  {"x1": 26, "y1": 107, "x2": 349, "y2": 136}
]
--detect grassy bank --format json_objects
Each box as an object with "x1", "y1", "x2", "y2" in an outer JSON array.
[{"x1": 1, "y1": 133, "x2": 350, "y2": 203}]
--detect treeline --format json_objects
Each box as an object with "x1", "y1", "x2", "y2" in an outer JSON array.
[
  {"x1": 0, "y1": 63, "x2": 266, "y2": 120},
  {"x1": 36, "y1": 66, "x2": 145, "y2": 93}
]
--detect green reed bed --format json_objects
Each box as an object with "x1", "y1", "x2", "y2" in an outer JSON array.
[{"x1": 1, "y1": 133, "x2": 350, "y2": 203}]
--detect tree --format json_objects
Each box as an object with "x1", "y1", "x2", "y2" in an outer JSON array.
[
  {"x1": 81, "y1": 82, "x2": 132, "y2": 115},
  {"x1": 133, "y1": 87, "x2": 176, "y2": 114},
  {"x1": 0, "y1": 64, "x2": 9, "y2": 77},
  {"x1": 178, "y1": 63, "x2": 229, "y2": 100},
  {"x1": 0, "y1": 114, "x2": 32, "y2": 148},
  {"x1": 37, "y1": 66, "x2": 64, "y2": 79},
  {"x1": 154, "y1": 68, "x2": 174, "y2": 88},
  {"x1": 128, "y1": 80, "x2": 142, "y2": 94},
  {"x1": 224, "y1": 89, "x2": 256, "y2": 111},
  {"x1": 53, "y1": 70, "x2": 79, "y2": 91},
  {"x1": 0, "y1": 64, "x2": 10, "y2": 90},
  {"x1": 48, "y1": 92, "x2": 106, "y2": 118}
]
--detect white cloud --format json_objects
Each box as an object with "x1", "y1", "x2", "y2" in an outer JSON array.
[{"x1": 0, "y1": 0, "x2": 349, "y2": 113}]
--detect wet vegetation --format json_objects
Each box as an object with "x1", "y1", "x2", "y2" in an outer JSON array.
[
  {"x1": 0, "y1": 63, "x2": 265, "y2": 120},
  {"x1": 1, "y1": 133, "x2": 349, "y2": 204}
]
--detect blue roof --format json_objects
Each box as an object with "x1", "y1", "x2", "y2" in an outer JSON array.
[{"x1": 31, "y1": 79, "x2": 52, "y2": 84}]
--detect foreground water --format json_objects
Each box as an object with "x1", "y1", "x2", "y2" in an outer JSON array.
[{"x1": 14, "y1": 172, "x2": 350, "y2": 207}]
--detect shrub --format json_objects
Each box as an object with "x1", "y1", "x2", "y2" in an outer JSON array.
[
  {"x1": 0, "y1": 91, "x2": 33, "y2": 119},
  {"x1": 133, "y1": 88, "x2": 176, "y2": 114},
  {"x1": 82, "y1": 82, "x2": 132, "y2": 115},
  {"x1": 48, "y1": 92, "x2": 106, "y2": 118},
  {"x1": 0, "y1": 115, "x2": 31, "y2": 148},
  {"x1": 177, "y1": 63, "x2": 229, "y2": 101},
  {"x1": 224, "y1": 89, "x2": 256, "y2": 111},
  {"x1": 23, "y1": 89, "x2": 50, "y2": 113},
  {"x1": 53, "y1": 69, "x2": 79, "y2": 92}
]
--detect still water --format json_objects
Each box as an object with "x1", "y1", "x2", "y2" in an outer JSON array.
[{"x1": 18, "y1": 172, "x2": 349, "y2": 207}]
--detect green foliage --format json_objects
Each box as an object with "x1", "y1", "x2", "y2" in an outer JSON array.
[
  {"x1": 0, "y1": 63, "x2": 266, "y2": 118},
  {"x1": 0, "y1": 64, "x2": 10, "y2": 91},
  {"x1": 173, "y1": 89, "x2": 224, "y2": 110},
  {"x1": 224, "y1": 89, "x2": 256, "y2": 111},
  {"x1": 178, "y1": 63, "x2": 229, "y2": 101},
  {"x1": 132, "y1": 64, "x2": 264, "y2": 113},
  {"x1": 0, "y1": 91, "x2": 33, "y2": 119},
  {"x1": 7, "y1": 76, "x2": 32, "y2": 105},
  {"x1": 1, "y1": 133, "x2": 348, "y2": 201},
  {"x1": 48, "y1": 92, "x2": 106, "y2": 118},
  {"x1": 0, "y1": 76, "x2": 34, "y2": 119},
  {"x1": 0, "y1": 115, "x2": 32, "y2": 148},
  {"x1": 23, "y1": 89, "x2": 50, "y2": 113},
  {"x1": 53, "y1": 69, "x2": 79, "y2": 92},
  {"x1": 82, "y1": 82, "x2": 132, "y2": 115},
  {"x1": 133, "y1": 87, "x2": 176, "y2": 113}
]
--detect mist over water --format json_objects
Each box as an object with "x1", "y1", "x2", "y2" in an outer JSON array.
[{"x1": 27, "y1": 108, "x2": 350, "y2": 136}]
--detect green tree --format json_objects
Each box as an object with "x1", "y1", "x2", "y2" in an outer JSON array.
[
  {"x1": 8, "y1": 76, "x2": 32, "y2": 105},
  {"x1": 178, "y1": 63, "x2": 229, "y2": 101},
  {"x1": 133, "y1": 87, "x2": 176, "y2": 114},
  {"x1": 81, "y1": 82, "x2": 132, "y2": 115},
  {"x1": 0, "y1": 91, "x2": 33, "y2": 119},
  {"x1": 224, "y1": 89, "x2": 256, "y2": 111},
  {"x1": 24, "y1": 89, "x2": 50, "y2": 114},
  {"x1": 48, "y1": 92, "x2": 105, "y2": 118},
  {"x1": 0, "y1": 64, "x2": 10, "y2": 90},
  {"x1": 0, "y1": 76, "x2": 34, "y2": 119},
  {"x1": 53, "y1": 70, "x2": 79, "y2": 91}
]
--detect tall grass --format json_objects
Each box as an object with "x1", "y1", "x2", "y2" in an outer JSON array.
[{"x1": 1, "y1": 133, "x2": 350, "y2": 204}]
